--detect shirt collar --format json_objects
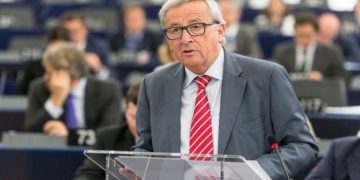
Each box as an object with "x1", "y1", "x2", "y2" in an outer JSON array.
[
  {"x1": 296, "y1": 42, "x2": 317, "y2": 53},
  {"x1": 183, "y1": 48, "x2": 224, "y2": 88},
  {"x1": 71, "y1": 78, "x2": 87, "y2": 98}
]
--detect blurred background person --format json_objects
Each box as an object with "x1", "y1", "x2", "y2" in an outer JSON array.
[
  {"x1": 73, "y1": 82, "x2": 140, "y2": 180},
  {"x1": 109, "y1": 3, "x2": 162, "y2": 65},
  {"x1": 16, "y1": 26, "x2": 70, "y2": 95},
  {"x1": 254, "y1": 0, "x2": 295, "y2": 36},
  {"x1": 25, "y1": 43, "x2": 121, "y2": 136},
  {"x1": 342, "y1": 0, "x2": 360, "y2": 34},
  {"x1": 318, "y1": 12, "x2": 360, "y2": 62},
  {"x1": 273, "y1": 12, "x2": 346, "y2": 81},
  {"x1": 305, "y1": 135, "x2": 360, "y2": 180},
  {"x1": 218, "y1": 0, "x2": 263, "y2": 58},
  {"x1": 60, "y1": 12, "x2": 112, "y2": 80},
  {"x1": 154, "y1": 41, "x2": 177, "y2": 71}
]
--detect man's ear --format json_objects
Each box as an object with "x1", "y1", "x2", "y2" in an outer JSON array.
[{"x1": 218, "y1": 23, "x2": 226, "y2": 43}]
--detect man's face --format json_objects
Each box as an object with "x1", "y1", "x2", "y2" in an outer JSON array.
[
  {"x1": 164, "y1": 1, "x2": 225, "y2": 75},
  {"x1": 318, "y1": 15, "x2": 340, "y2": 45},
  {"x1": 219, "y1": 1, "x2": 240, "y2": 26},
  {"x1": 63, "y1": 19, "x2": 88, "y2": 43},
  {"x1": 124, "y1": 8, "x2": 146, "y2": 35},
  {"x1": 295, "y1": 24, "x2": 318, "y2": 48}
]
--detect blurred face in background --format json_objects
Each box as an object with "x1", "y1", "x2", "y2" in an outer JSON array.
[
  {"x1": 295, "y1": 23, "x2": 318, "y2": 49},
  {"x1": 318, "y1": 14, "x2": 340, "y2": 45},
  {"x1": 124, "y1": 7, "x2": 146, "y2": 35},
  {"x1": 267, "y1": 0, "x2": 287, "y2": 18},
  {"x1": 63, "y1": 18, "x2": 88, "y2": 44},
  {"x1": 219, "y1": 0, "x2": 241, "y2": 27}
]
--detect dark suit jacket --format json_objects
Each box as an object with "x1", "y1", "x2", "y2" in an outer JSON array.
[
  {"x1": 306, "y1": 136, "x2": 360, "y2": 180},
  {"x1": 273, "y1": 42, "x2": 346, "y2": 79},
  {"x1": 25, "y1": 77, "x2": 121, "y2": 131},
  {"x1": 16, "y1": 59, "x2": 44, "y2": 95},
  {"x1": 73, "y1": 123, "x2": 135, "y2": 180},
  {"x1": 233, "y1": 23, "x2": 263, "y2": 59},
  {"x1": 335, "y1": 34, "x2": 360, "y2": 62},
  {"x1": 134, "y1": 48, "x2": 318, "y2": 179},
  {"x1": 86, "y1": 36, "x2": 110, "y2": 67},
  {"x1": 109, "y1": 30, "x2": 161, "y2": 55}
]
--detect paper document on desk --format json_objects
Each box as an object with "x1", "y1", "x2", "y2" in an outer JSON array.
[{"x1": 325, "y1": 106, "x2": 360, "y2": 115}]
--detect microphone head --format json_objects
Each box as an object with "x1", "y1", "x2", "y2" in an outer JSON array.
[{"x1": 267, "y1": 135, "x2": 279, "y2": 149}]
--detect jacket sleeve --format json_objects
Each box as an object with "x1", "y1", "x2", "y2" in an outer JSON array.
[{"x1": 256, "y1": 65, "x2": 319, "y2": 179}]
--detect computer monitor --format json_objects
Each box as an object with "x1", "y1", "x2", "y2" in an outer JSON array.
[{"x1": 292, "y1": 79, "x2": 348, "y2": 107}]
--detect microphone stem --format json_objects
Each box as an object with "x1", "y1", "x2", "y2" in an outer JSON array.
[{"x1": 275, "y1": 148, "x2": 292, "y2": 180}]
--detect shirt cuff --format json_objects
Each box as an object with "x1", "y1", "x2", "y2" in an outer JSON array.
[{"x1": 44, "y1": 99, "x2": 64, "y2": 119}]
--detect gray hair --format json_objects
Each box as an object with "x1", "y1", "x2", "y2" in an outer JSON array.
[
  {"x1": 159, "y1": 0, "x2": 225, "y2": 28},
  {"x1": 43, "y1": 43, "x2": 88, "y2": 79}
]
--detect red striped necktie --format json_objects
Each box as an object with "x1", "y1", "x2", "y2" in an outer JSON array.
[{"x1": 189, "y1": 75, "x2": 214, "y2": 160}]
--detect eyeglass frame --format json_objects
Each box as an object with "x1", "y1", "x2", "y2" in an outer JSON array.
[{"x1": 163, "y1": 21, "x2": 220, "y2": 40}]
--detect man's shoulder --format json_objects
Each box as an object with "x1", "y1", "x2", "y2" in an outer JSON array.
[
  {"x1": 332, "y1": 136, "x2": 360, "y2": 149},
  {"x1": 274, "y1": 41, "x2": 294, "y2": 52},
  {"x1": 228, "y1": 52, "x2": 281, "y2": 72},
  {"x1": 29, "y1": 78, "x2": 46, "y2": 91},
  {"x1": 86, "y1": 78, "x2": 119, "y2": 93}
]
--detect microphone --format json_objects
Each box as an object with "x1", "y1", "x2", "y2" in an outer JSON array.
[{"x1": 267, "y1": 135, "x2": 292, "y2": 180}]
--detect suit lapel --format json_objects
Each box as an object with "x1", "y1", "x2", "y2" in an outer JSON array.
[
  {"x1": 84, "y1": 78, "x2": 96, "y2": 126},
  {"x1": 218, "y1": 51, "x2": 247, "y2": 154},
  {"x1": 312, "y1": 45, "x2": 322, "y2": 71},
  {"x1": 164, "y1": 65, "x2": 184, "y2": 152},
  {"x1": 347, "y1": 142, "x2": 360, "y2": 180}
]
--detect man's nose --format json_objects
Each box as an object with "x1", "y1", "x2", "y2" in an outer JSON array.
[{"x1": 180, "y1": 29, "x2": 193, "y2": 43}]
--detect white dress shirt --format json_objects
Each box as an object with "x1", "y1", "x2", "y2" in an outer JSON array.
[
  {"x1": 180, "y1": 48, "x2": 224, "y2": 155},
  {"x1": 45, "y1": 78, "x2": 87, "y2": 128},
  {"x1": 295, "y1": 43, "x2": 317, "y2": 72}
]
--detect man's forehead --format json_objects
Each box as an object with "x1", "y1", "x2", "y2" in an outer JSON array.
[{"x1": 164, "y1": 2, "x2": 211, "y2": 27}]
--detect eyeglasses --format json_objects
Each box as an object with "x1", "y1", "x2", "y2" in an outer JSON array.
[{"x1": 164, "y1": 21, "x2": 219, "y2": 40}]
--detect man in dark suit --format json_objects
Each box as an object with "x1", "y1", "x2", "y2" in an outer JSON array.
[
  {"x1": 109, "y1": 3, "x2": 161, "y2": 65},
  {"x1": 73, "y1": 82, "x2": 140, "y2": 180},
  {"x1": 60, "y1": 13, "x2": 112, "y2": 80},
  {"x1": 318, "y1": 12, "x2": 360, "y2": 62},
  {"x1": 134, "y1": 0, "x2": 318, "y2": 179},
  {"x1": 16, "y1": 26, "x2": 70, "y2": 95},
  {"x1": 306, "y1": 136, "x2": 360, "y2": 180},
  {"x1": 218, "y1": 0, "x2": 263, "y2": 58},
  {"x1": 25, "y1": 43, "x2": 121, "y2": 136},
  {"x1": 273, "y1": 13, "x2": 346, "y2": 81}
]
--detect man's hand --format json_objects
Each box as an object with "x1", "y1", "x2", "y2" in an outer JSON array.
[
  {"x1": 85, "y1": 53, "x2": 103, "y2": 72},
  {"x1": 306, "y1": 71, "x2": 323, "y2": 81},
  {"x1": 48, "y1": 70, "x2": 71, "y2": 107},
  {"x1": 43, "y1": 120, "x2": 69, "y2": 136}
]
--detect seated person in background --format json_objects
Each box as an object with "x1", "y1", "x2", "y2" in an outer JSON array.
[
  {"x1": 109, "y1": 3, "x2": 162, "y2": 65},
  {"x1": 306, "y1": 136, "x2": 360, "y2": 180},
  {"x1": 318, "y1": 12, "x2": 360, "y2": 62},
  {"x1": 25, "y1": 43, "x2": 121, "y2": 137},
  {"x1": 254, "y1": 0, "x2": 295, "y2": 36},
  {"x1": 341, "y1": 0, "x2": 360, "y2": 34},
  {"x1": 218, "y1": 0, "x2": 263, "y2": 58},
  {"x1": 16, "y1": 26, "x2": 70, "y2": 95},
  {"x1": 73, "y1": 82, "x2": 140, "y2": 180},
  {"x1": 154, "y1": 40, "x2": 177, "y2": 71},
  {"x1": 60, "y1": 12, "x2": 112, "y2": 80},
  {"x1": 273, "y1": 12, "x2": 346, "y2": 81}
]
